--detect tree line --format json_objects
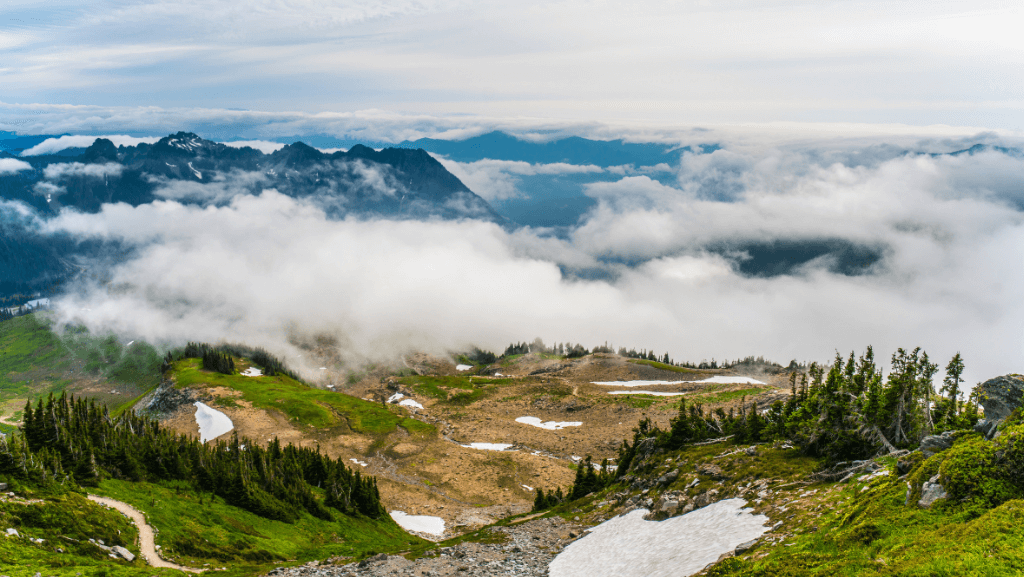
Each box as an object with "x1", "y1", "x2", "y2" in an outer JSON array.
[
  {"x1": 534, "y1": 346, "x2": 978, "y2": 509},
  {"x1": 1, "y1": 393, "x2": 386, "y2": 523}
]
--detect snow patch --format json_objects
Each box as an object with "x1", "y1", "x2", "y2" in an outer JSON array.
[
  {"x1": 350, "y1": 458, "x2": 368, "y2": 467},
  {"x1": 607, "y1": 390, "x2": 687, "y2": 396},
  {"x1": 240, "y1": 367, "x2": 263, "y2": 377},
  {"x1": 549, "y1": 499, "x2": 768, "y2": 577},
  {"x1": 592, "y1": 376, "x2": 765, "y2": 387},
  {"x1": 193, "y1": 402, "x2": 233, "y2": 443},
  {"x1": 387, "y1": 393, "x2": 405, "y2": 403},
  {"x1": 399, "y1": 398, "x2": 424, "y2": 409},
  {"x1": 462, "y1": 443, "x2": 514, "y2": 451},
  {"x1": 522, "y1": 484, "x2": 534, "y2": 491},
  {"x1": 187, "y1": 161, "x2": 202, "y2": 179},
  {"x1": 455, "y1": 364, "x2": 473, "y2": 371},
  {"x1": 390, "y1": 511, "x2": 445, "y2": 536},
  {"x1": 516, "y1": 416, "x2": 582, "y2": 430}
]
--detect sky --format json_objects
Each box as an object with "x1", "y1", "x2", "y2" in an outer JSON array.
[
  {"x1": 2, "y1": 1, "x2": 1023, "y2": 384},
  {"x1": 1, "y1": 0, "x2": 1022, "y2": 131}
]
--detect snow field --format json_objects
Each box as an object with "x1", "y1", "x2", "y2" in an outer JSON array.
[
  {"x1": 240, "y1": 367, "x2": 263, "y2": 377},
  {"x1": 390, "y1": 511, "x2": 446, "y2": 536},
  {"x1": 591, "y1": 376, "x2": 765, "y2": 387},
  {"x1": 462, "y1": 443, "x2": 514, "y2": 451},
  {"x1": 549, "y1": 499, "x2": 768, "y2": 577},
  {"x1": 516, "y1": 416, "x2": 582, "y2": 430},
  {"x1": 193, "y1": 402, "x2": 234, "y2": 443},
  {"x1": 607, "y1": 390, "x2": 687, "y2": 396},
  {"x1": 455, "y1": 364, "x2": 473, "y2": 371},
  {"x1": 349, "y1": 458, "x2": 368, "y2": 467}
]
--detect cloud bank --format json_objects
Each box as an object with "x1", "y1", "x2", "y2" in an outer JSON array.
[
  {"x1": 35, "y1": 137, "x2": 1024, "y2": 385},
  {"x1": 0, "y1": 158, "x2": 33, "y2": 174},
  {"x1": 21, "y1": 134, "x2": 161, "y2": 156}
]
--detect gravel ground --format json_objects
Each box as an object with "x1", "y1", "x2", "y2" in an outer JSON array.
[{"x1": 264, "y1": 516, "x2": 582, "y2": 577}]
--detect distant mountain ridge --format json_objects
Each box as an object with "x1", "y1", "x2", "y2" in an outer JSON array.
[
  {"x1": 0, "y1": 132, "x2": 503, "y2": 297},
  {"x1": 1, "y1": 131, "x2": 501, "y2": 221}
]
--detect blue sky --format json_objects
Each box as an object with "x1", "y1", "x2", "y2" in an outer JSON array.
[{"x1": 1, "y1": 0, "x2": 1022, "y2": 136}]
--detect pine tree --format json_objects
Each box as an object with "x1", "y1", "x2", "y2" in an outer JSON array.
[{"x1": 942, "y1": 353, "x2": 965, "y2": 427}]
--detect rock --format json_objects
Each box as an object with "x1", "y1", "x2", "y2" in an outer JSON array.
[
  {"x1": 734, "y1": 538, "x2": 759, "y2": 554},
  {"x1": 974, "y1": 375, "x2": 1024, "y2": 439},
  {"x1": 656, "y1": 469, "x2": 679, "y2": 486},
  {"x1": 744, "y1": 446, "x2": 758, "y2": 456},
  {"x1": 0, "y1": 483, "x2": 7, "y2": 491},
  {"x1": 5, "y1": 528, "x2": 18, "y2": 537},
  {"x1": 111, "y1": 545, "x2": 135, "y2": 562},
  {"x1": 920, "y1": 431, "x2": 956, "y2": 457},
  {"x1": 693, "y1": 489, "x2": 719, "y2": 509},
  {"x1": 918, "y1": 475, "x2": 948, "y2": 508},
  {"x1": 697, "y1": 463, "x2": 726, "y2": 480}
]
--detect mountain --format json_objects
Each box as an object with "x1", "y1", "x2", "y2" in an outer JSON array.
[{"x1": 0, "y1": 132, "x2": 503, "y2": 296}]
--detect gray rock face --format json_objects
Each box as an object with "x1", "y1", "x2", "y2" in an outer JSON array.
[
  {"x1": 111, "y1": 545, "x2": 135, "y2": 561},
  {"x1": 920, "y1": 431, "x2": 957, "y2": 457},
  {"x1": 974, "y1": 375, "x2": 1024, "y2": 439},
  {"x1": 734, "y1": 538, "x2": 759, "y2": 554},
  {"x1": 918, "y1": 475, "x2": 948, "y2": 508},
  {"x1": 656, "y1": 469, "x2": 679, "y2": 486}
]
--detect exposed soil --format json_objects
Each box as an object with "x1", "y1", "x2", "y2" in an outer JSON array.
[{"x1": 150, "y1": 353, "x2": 789, "y2": 535}]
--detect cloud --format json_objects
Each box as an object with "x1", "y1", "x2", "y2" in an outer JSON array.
[
  {"x1": 0, "y1": 158, "x2": 32, "y2": 174},
  {"x1": 147, "y1": 170, "x2": 268, "y2": 204},
  {"x1": 21, "y1": 134, "x2": 160, "y2": 156},
  {"x1": 33, "y1": 181, "x2": 67, "y2": 199},
  {"x1": 220, "y1": 140, "x2": 286, "y2": 154},
  {"x1": 34, "y1": 142, "x2": 1024, "y2": 387},
  {"x1": 43, "y1": 162, "x2": 124, "y2": 179},
  {"x1": 434, "y1": 157, "x2": 604, "y2": 202}
]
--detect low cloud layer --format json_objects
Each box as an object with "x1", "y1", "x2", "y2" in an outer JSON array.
[
  {"x1": 0, "y1": 158, "x2": 33, "y2": 174},
  {"x1": 31, "y1": 136, "x2": 1024, "y2": 385},
  {"x1": 21, "y1": 135, "x2": 161, "y2": 156}
]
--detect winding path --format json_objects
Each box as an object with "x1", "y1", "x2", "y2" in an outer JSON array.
[{"x1": 87, "y1": 494, "x2": 203, "y2": 573}]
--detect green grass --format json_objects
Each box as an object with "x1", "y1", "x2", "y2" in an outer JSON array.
[
  {"x1": 627, "y1": 359, "x2": 699, "y2": 373},
  {"x1": 395, "y1": 375, "x2": 518, "y2": 407},
  {"x1": 172, "y1": 359, "x2": 433, "y2": 436},
  {"x1": 0, "y1": 313, "x2": 164, "y2": 420},
  {"x1": 710, "y1": 482, "x2": 1024, "y2": 576},
  {"x1": 0, "y1": 490, "x2": 183, "y2": 577},
  {"x1": 93, "y1": 479, "x2": 426, "y2": 576},
  {"x1": 690, "y1": 387, "x2": 765, "y2": 405}
]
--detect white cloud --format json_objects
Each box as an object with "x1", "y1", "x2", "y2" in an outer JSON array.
[
  {"x1": 21, "y1": 134, "x2": 160, "y2": 156},
  {"x1": 38, "y1": 139, "x2": 1024, "y2": 387},
  {"x1": 43, "y1": 162, "x2": 124, "y2": 179},
  {"x1": 0, "y1": 158, "x2": 33, "y2": 174},
  {"x1": 434, "y1": 156, "x2": 604, "y2": 202},
  {"x1": 220, "y1": 140, "x2": 286, "y2": 154}
]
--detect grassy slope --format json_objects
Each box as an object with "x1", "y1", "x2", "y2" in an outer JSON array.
[
  {"x1": 0, "y1": 314, "x2": 164, "y2": 426},
  {"x1": 0, "y1": 490, "x2": 182, "y2": 577},
  {"x1": 626, "y1": 358, "x2": 699, "y2": 373},
  {"x1": 93, "y1": 480, "x2": 425, "y2": 576},
  {"x1": 396, "y1": 375, "x2": 520, "y2": 406},
  {"x1": 172, "y1": 359, "x2": 434, "y2": 436},
  {"x1": 518, "y1": 431, "x2": 1023, "y2": 577}
]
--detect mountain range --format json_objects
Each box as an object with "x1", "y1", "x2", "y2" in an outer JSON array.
[{"x1": 0, "y1": 132, "x2": 504, "y2": 297}]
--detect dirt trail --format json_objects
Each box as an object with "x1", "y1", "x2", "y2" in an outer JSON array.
[{"x1": 87, "y1": 494, "x2": 203, "y2": 573}]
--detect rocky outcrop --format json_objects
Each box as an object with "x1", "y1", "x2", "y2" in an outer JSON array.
[
  {"x1": 974, "y1": 375, "x2": 1024, "y2": 439},
  {"x1": 919, "y1": 431, "x2": 957, "y2": 457},
  {"x1": 918, "y1": 475, "x2": 948, "y2": 508}
]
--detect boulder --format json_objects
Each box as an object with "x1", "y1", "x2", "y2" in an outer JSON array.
[
  {"x1": 656, "y1": 469, "x2": 680, "y2": 486},
  {"x1": 111, "y1": 545, "x2": 135, "y2": 562},
  {"x1": 918, "y1": 475, "x2": 948, "y2": 508},
  {"x1": 697, "y1": 463, "x2": 726, "y2": 480},
  {"x1": 693, "y1": 489, "x2": 720, "y2": 509},
  {"x1": 920, "y1": 431, "x2": 957, "y2": 457},
  {"x1": 974, "y1": 375, "x2": 1024, "y2": 439},
  {"x1": 734, "y1": 538, "x2": 759, "y2": 554}
]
